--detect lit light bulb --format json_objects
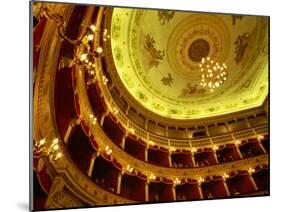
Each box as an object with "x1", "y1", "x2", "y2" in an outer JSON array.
[
  {"x1": 80, "y1": 53, "x2": 87, "y2": 61},
  {"x1": 88, "y1": 34, "x2": 94, "y2": 41},
  {"x1": 90, "y1": 25, "x2": 96, "y2": 32},
  {"x1": 56, "y1": 152, "x2": 62, "y2": 159},
  {"x1": 96, "y1": 47, "x2": 103, "y2": 54},
  {"x1": 53, "y1": 144, "x2": 59, "y2": 151},
  {"x1": 53, "y1": 138, "x2": 58, "y2": 144},
  {"x1": 223, "y1": 173, "x2": 229, "y2": 179},
  {"x1": 39, "y1": 139, "x2": 45, "y2": 146}
]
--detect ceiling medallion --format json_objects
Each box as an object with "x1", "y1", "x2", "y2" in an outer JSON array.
[
  {"x1": 188, "y1": 39, "x2": 210, "y2": 62},
  {"x1": 199, "y1": 57, "x2": 228, "y2": 92}
]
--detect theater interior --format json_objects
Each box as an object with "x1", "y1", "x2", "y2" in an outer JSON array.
[{"x1": 32, "y1": 2, "x2": 269, "y2": 210}]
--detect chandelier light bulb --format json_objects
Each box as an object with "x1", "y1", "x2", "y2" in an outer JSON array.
[
  {"x1": 88, "y1": 34, "x2": 94, "y2": 41},
  {"x1": 199, "y1": 57, "x2": 229, "y2": 92},
  {"x1": 96, "y1": 47, "x2": 103, "y2": 54},
  {"x1": 90, "y1": 25, "x2": 97, "y2": 32}
]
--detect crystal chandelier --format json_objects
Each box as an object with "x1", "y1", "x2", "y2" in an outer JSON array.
[{"x1": 199, "y1": 57, "x2": 228, "y2": 92}]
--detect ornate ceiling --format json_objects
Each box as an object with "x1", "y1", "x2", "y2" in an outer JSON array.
[{"x1": 110, "y1": 8, "x2": 268, "y2": 119}]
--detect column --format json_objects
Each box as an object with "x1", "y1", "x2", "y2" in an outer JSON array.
[
  {"x1": 145, "y1": 119, "x2": 148, "y2": 130},
  {"x1": 125, "y1": 105, "x2": 130, "y2": 115},
  {"x1": 213, "y1": 150, "x2": 219, "y2": 164},
  {"x1": 172, "y1": 185, "x2": 177, "y2": 201},
  {"x1": 121, "y1": 135, "x2": 126, "y2": 149},
  {"x1": 168, "y1": 151, "x2": 172, "y2": 167},
  {"x1": 145, "y1": 147, "x2": 148, "y2": 162},
  {"x1": 205, "y1": 126, "x2": 210, "y2": 137},
  {"x1": 64, "y1": 118, "x2": 79, "y2": 144},
  {"x1": 191, "y1": 153, "x2": 196, "y2": 167},
  {"x1": 117, "y1": 172, "x2": 123, "y2": 194},
  {"x1": 257, "y1": 140, "x2": 267, "y2": 154},
  {"x1": 87, "y1": 152, "x2": 98, "y2": 177},
  {"x1": 249, "y1": 174, "x2": 258, "y2": 191},
  {"x1": 64, "y1": 122, "x2": 74, "y2": 144},
  {"x1": 245, "y1": 118, "x2": 251, "y2": 128},
  {"x1": 225, "y1": 122, "x2": 231, "y2": 133},
  {"x1": 235, "y1": 144, "x2": 243, "y2": 159},
  {"x1": 198, "y1": 183, "x2": 204, "y2": 199},
  {"x1": 223, "y1": 179, "x2": 231, "y2": 196},
  {"x1": 145, "y1": 181, "x2": 149, "y2": 201},
  {"x1": 100, "y1": 111, "x2": 108, "y2": 126}
]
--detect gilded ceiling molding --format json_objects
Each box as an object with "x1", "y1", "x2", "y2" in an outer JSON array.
[{"x1": 102, "y1": 8, "x2": 268, "y2": 124}]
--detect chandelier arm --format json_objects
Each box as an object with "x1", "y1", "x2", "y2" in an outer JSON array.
[{"x1": 42, "y1": 6, "x2": 90, "y2": 45}]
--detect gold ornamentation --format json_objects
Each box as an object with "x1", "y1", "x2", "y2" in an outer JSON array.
[
  {"x1": 199, "y1": 57, "x2": 228, "y2": 92},
  {"x1": 33, "y1": 138, "x2": 62, "y2": 165},
  {"x1": 161, "y1": 73, "x2": 173, "y2": 87},
  {"x1": 40, "y1": 4, "x2": 103, "y2": 72},
  {"x1": 157, "y1": 10, "x2": 175, "y2": 25},
  {"x1": 144, "y1": 34, "x2": 165, "y2": 69},
  {"x1": 232, "y1": 15, "x2": 243, "y2": 26},
  {"x1": 234, "y1": 32, "x2": 250, "y2": 64},
  {"x1": 188, "y1": 39, "x2": 210, "y2": 62},
  {"x1": 179, "y1": 83, "x2": 206, "y2": 97}
]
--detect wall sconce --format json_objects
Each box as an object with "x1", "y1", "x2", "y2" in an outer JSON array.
[
  {"x1": 33, "y1": 138, "x2": 62, "y2": 162},
  {"x1": 105, "y1": 146, "x2": 112, "y2": 155},
  {"x1": 89, "y1": 114, "x2": 97, "y2": 125},
  {"x1": 173, "y1": 178, "x2": 181, "y2": 185},
  {"x1": 169, "y1": 147, "x2": 176, "y2": 152},
  {"x1": 126, "y1": 165, "x2": 134, "y2": 173},
  {"x1": 235, "y1": 140, "x2": 241, "y2": 145},
  {"x1": 149, "y1": 174, "x2": 156, "y2": 180},
  {"x1": 191, "y1": 148, "x2": 197, "y2": 153},
  {"x1": 257, "y1": 135, "x2": 264, "y2": 141},
  {"x1": 112, "y1": 107, "x2": 119, "y2": 115},
  {"x1": 223, "y1": 173, "x2": 229, "y2": 179},
  {"x1": 102, "y1": 29, "x2": 110, "y2": 42},
  {"x1": 197, "y1": 177, "x2": 205, "y2": 183},
  {"x1": 128, "y1": 128, "x2": 135, "y2": 135},
  {"x1": 102, "y1": 75, "x2": 109, "y2": 85},
  {"x1": 148, "y1": 141, "x2": 155, "y2": 146},
  {"x1": 213, "y1": 145, "x2": 218, "y2": 151},
  {"x1": 248, "y1": 167, "x2": 255, "y2": 174},
  {"x1": 41, "y1": 6, "x2": 103, "y2": 73}
]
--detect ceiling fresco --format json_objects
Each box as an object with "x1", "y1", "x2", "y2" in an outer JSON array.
[{"x1": 110, "y1": 8, "x2": 268, "y2": 119}]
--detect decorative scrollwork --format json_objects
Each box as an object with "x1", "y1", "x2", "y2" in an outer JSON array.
[
  {"x1": 234, "y1": 32, "x2": 250, "y2": 64},
  {"x1": 232, "y1": 15, "x2": 243, "y2": 26},
  {"x1": 157, "y1": 10, "x2": 175, "y2": 25},
  {"x1": 144, "y1": 34, "x2": 165, "y2": 69},
  {"x1": 161, "y1": 73, "x2": 173, "y2": 87}
]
